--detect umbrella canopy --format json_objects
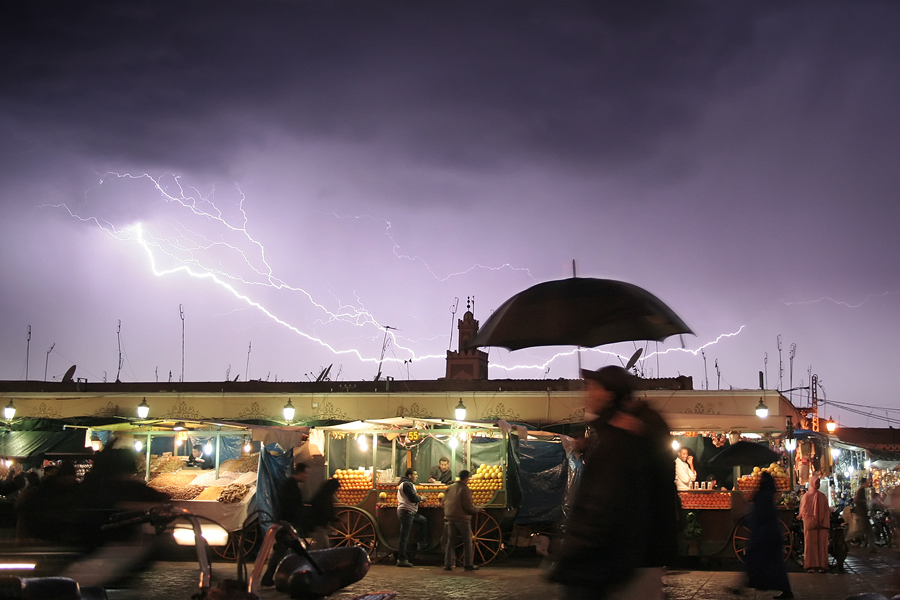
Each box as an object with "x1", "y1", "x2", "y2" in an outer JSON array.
[
  {"x1": 471, "y1": 277, "x2": 693, "y2": 351},
  {"x1": 703, "y1": 441, "x2": 781, "y2": 468}
]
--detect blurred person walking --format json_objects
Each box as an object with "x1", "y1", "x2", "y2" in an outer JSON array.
[{"x1": 548, "y1": 365, "x2": 677, "y2": 600}]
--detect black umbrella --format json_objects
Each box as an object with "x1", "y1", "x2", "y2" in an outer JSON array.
[
  {"x1": 470, "y1": 277, "x2": 693, "y2": 351},
  {"x1": 703, "y1": 441, "x2": 781, "y2": 468}
]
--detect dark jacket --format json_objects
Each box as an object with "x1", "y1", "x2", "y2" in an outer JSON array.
[
  {"x1": 277, "y1": 476, "x2": 308, "y2": 533},
  {"x1": 549, "y1": 401, "x2": 678, "y2": 590},
  {"x1": 443, "y1": 481, "x2": 478, "y2": 523}
]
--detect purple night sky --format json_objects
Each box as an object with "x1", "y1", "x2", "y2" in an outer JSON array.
[{"x1": 1, "y1": 2, "x2": 898, "y2": 427}]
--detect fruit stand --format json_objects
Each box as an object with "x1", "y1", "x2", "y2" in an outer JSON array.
[{"x1": 318, "y1": 418, "x2": 513, "y2": 566}]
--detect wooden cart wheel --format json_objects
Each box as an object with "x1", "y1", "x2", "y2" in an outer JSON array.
[
  {"x1": 732, "y1": 515, "x2": 792, "y2": 563},
  {"x1": 329, "y1": 507, "x2": 378, "y2": 556},
  {"x1": 455, "y1": 511, "x2": 503, "y2": 566},
  {"x1": 213, "y1": 518, "x2": 260, "y2": 561}
]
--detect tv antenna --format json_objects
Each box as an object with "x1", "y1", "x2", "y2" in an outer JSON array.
[
  {"x1": 245, "y1": 342, "x2": 252, "y2": 381},
  {"x1": 44, "y1": 343, "x2": 55, "y2": 382},
  {"x1": 714, "y1": 359, "x2": 721, "y2": 390},
  {"x1": 789, "y1": 343, "x2": 797, "y2": 403},
  {"x1": 374, "y1": 325, "x2": 397, "y2": 381},
  {"x1": 179, "y1": 304, "x2": 185, "y2": 382},
  {"x1": 25, "y1": 325, "x2": 31, "y2": 381},
  {"x1": 116, "y1": 320, "x2": 123, "y2": 383},
  {"x1": 448, "y1": 297, "x2": 459, "y2": 351},
  {"x1": 701, "y1": 349, "x2": 708, "y2": 390},
  {"x1": 777, "y1": 334, "x2": 783, "y2": 392}
]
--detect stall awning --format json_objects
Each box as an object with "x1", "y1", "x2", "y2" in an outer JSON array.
[
  {"x1": 664, "y1": 414, "x2": 788, "y2": 433},
  {"x1": 0, "y1": 430, "x2": 89, "y2": 458}
]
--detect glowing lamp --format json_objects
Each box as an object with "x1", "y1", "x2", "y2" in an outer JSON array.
[
  {"x1": 448, "y1": 436, "x2": 459, "y2": 449},
  {"x1": 243, "y1": 439, "x2": 252, "y2": 453},
  {"x1": 3, "y1": 401, "x2": 15, "y2": 421},
  {"x1": 283, "y1": 399, "x2": 295, "y2": 422},
  {"x1": 173, "y1": 422, "x2": 186, "y2": 431},
  {"x1": 357, "y1": 434, "x2": 368, "y2": 451},
  {"x1": 784, "y1": 438, "x2": 796, "y2": 452},
  {"x1": 831, "y1": 448, "x2": 841, "y2": 459},
  {"x1": 454, "y1": 399, "x2": 467, "y2": 421},
  {"x1": 755, "y1": 399, "x2": 769, "y2": 418},
  {"x1": 175, "y1": 438, "x2": 183, "y2": 447},
  {"x1": 134, "y1": 439, "x2": 143, "y2": 452},
  {"x1": 90, "y1": 435, "x2": 102, "y2": 452},
  {"x1": 825, "y1": 417, "x2": 837, "y2": 434},
  {"x1": 204, "y1": 441, "x2": 213, "y2": 455},
  {"x1": 137, "y1": 398, "x2": 150, "y2": 419},
  {"x1": 173, "y1": 524, "x2": 229, "y2": 547},
  {"x1": 671, "y1": 439, "x2": 681, "y2": 451},
  {"x1": 865, "y1": 460, "x2": 872, "y2": 470}
]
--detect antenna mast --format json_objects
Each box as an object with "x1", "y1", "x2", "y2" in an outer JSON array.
[
  {"x1": 44, "y1": 343, "x2": 55, "y2": 382},
  {"x1": 245, "y1": 342, "x2": 252, "y2": 381},
  {"x1": 777, "y1": 334, "x2": 783, "y2": 391},
  {"x1": 116, "y1": 320, "x2": 123, "y2": 383},
  {"x1": 789, "y1": 343, "x2": 796, "y2": 403},
  {"x1": 701, "y1": 349, "x2": 708, "y2": 390},
  {"x1": 374, "y1": 326, "x2": 396, "y2": 381},
  {"x1": 25, "y1": 325, "x2": 31, "y2": 380},
  {"x1": 179, "y1": 304, "x2": 185, "y2": 382},
  {"x1": 448, "y1": 297, "x2": 459, "y2": 351}
]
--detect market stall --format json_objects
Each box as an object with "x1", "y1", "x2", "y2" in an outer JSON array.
[{"x1": 317, "y1": 417, "x2": 516, "y2": 566}]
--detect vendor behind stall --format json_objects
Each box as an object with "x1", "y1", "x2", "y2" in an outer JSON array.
[
  {"x1": 186, "y1": 445, "x2": 213, "y2": 469},
  {"x1": 429, "y1": 457, "x2": 453, "y2": 484}
]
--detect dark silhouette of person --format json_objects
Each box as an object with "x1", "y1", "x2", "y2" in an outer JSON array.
[{"x1": 731, "y1": 471, "x2": 794, "y2": 599}]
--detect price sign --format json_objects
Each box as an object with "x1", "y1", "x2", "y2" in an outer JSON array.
[{"x1": 407, "y1": 430, "x2": 420, "y2": 442}]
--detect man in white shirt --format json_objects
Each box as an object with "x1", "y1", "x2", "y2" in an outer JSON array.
[{"x1": 674, "y1": 448, "x2": 696, "y2": 491}]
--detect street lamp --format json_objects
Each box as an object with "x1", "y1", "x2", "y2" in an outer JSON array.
[
  {"x1": 283, "y1": 399, "x2": 295, "y2": 423},
  {"x1": 454, "y1": 399, "x2": 467, "y2": 421},
  {"x1": 825, "y1": 417, "x2": 837, "y2": 434},
  {"x1": 3, "y1": 401, "x2": 15, "y2": 421},
  {"x1": 755, "y1": 398, "x2": 769, "y2": 418},
  {"x1": 784, "y1": 417, "x2": 796, "y2": 452},
  {"x1": 137, "y1": 398, "x2": 150, "y2": 419}
]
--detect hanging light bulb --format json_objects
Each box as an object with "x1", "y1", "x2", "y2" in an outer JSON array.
[
  {"x1": 4, "y1": 401, "x2": 15, "y2": 421},
  {"x1": 136, "y1": 398, "x2": 150, "y2": 419},
  {"x1": 204, "y1": 441, "x2": 213, "y2": 455},
  {"x1": 243, "y1": 438, "x2": 252, "y2": 453},
  {"x1": 831, "y1": 447, "x2": 841, "y2": 459},
  {"x1": 134, "y1": 439, "x2": 143, "y2": 452},
  {"x1": 175, "y1": 437, "x2": 183, "y2": 447},
  {"x1": 357, "y1": 434, "x2": 368, "y2": 451},
  {"x1": 672, "y1": 439, "x2": 681, "y2": 451},
  {"x1": 755, "y1": 399, "x2": 769, "y2": 418},
  {"x1": 449, "y1": 436, "x2": 459, "y2": 449}
]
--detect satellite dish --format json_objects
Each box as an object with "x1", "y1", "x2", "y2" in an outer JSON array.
[
  {"x1": 233, "y1": 375, "x2": 240, "y2": 382},
  {"x1": 62, "y1": 365, "x2": 76, "y2": 383},
  {"x1": 625, "y1": 348, "x2": 643, "y2": 371}
]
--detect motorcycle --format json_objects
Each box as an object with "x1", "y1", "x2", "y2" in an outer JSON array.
[
  {"x1": 873, "y1": 509, "x2": 894, "y2": 548},
  {"x1": 790, "y1": 509, "x2": 847, "y2": 571}
]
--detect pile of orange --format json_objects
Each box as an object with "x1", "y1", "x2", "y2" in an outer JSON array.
[
  {"x1": 334, "y1": 469, "x2": 373, "y2": 506},
  {"x1": 469, "y1": 464, "x2": 503, "y2": 506}
]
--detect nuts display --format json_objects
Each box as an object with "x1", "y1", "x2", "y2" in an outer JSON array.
[{"x1": 218, "y1": 483, "x2": 251, "y2": 504}]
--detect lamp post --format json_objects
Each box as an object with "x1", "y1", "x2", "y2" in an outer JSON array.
[
  {"x1": 825, "y1": 417, "x2": 837, "y2": 434},
  {"x1": 784, "y1": 416, "x2": 796, "y2": 489}
]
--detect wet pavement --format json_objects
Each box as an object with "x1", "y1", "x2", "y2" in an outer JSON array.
[{"x1": 99, "y1": 545, "x2": 900, "y2": 600}]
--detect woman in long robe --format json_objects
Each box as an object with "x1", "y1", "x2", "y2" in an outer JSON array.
[
  {"x1": 742, "y1": 472, "x2": 794, "y2": 599},
  {"x1": 799, "y1": 476, "x2": 830, "y2": 573}
]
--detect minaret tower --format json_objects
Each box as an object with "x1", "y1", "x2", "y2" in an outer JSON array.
[{"x1": 444, "y1": 297, "x2": 489, "y2": 380}]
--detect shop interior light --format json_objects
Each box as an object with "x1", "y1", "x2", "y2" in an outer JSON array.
[
  {"x1": 755, "y1": 399, "x2": 769, "y2": 418},
  {"x1": 454, "y1": 399, "x2": 467, "y2": 421},
  {"x1": 283, "y1": 399, "x2": 295, "y2": 423},
  {"x1": 134, "y1": 439, "x2": 143, "y2": 453},
  {"x1": 137, "y1": 398, "x2": 150, "y2": 419},
  {"x1": 448, "y1": 436, "x2": 459, "y2": 449},
  {"x1": 784, "y1": 438, "x2": 796, "y2": 452},
  {"x1": 243, "y1": 438, "x2": 252, "y2": 453},
  {"x1": 204, "y1": 441, "x2": 213, "y2": 455},
  {"x1": 90, "y1": 435, "x2": 102, "y2": 452},
  {"x1": 356, "y1": 434, "x2": 368, "y2": 451},
  {"x1": 845, "y1": 468, "x2": 852, "y2": 478},
  {"x1": 173, "y1": 524, "x2": 229, "y2": 547},
  {"x1": 825, "y1": 417, "x2": 837, "y2": 434},
  {"x1": 175, "y1": 438, "x2": 183, "y2": 447},
  {"x1": 173, "y1": 422, "x2": 186, "y2": 431},
  {"x1": 3, "y1": 401, "x2": 15, "y2": 421},
  {"x1": 671, "y1": 439, "x2": 680, "y2": 451},
  {"x1": 865, "y1": 460, "x2": 872, "y2": 469},
  {"x1": 0, "y1": 563, "x2": 36, "y2": 571},
  {"x1": 831, "y1": 447, "x2": 841, "y2": 459}
]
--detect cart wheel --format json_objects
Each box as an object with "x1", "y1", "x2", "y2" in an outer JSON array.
[
  {"x1": 213, "y1": 518, "x2": 260, "y2": 561},
  {"x1": 455, "y1": 512, "x2": 503, "y2": 566},
  {"x1": 329, "y1": 507, "x2": 378, "y2": 556},
  {"x1": 732, "y1": 516, "x2": 792, "y2": 563}
]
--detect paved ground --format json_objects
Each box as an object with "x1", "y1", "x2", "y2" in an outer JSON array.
[{"x1": 97, "y1": 545, "x2": 900, "y2": 600}]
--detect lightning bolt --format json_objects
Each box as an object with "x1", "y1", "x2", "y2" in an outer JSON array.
[
  {"x1": 781, "y1": 292, "x2": 898, "y2": 308},
  {"x1": 329, "y1": 213, "x2": 539, "y2": 282},
  {"x1": 488, "y1": 326, "x2": 747, "y2": 376}
]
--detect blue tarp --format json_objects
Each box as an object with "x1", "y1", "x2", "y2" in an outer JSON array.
[
  {"x1": 257, "y1": 442, "x2": 293, "y2": 531},
  {"x1": 515, "y1": 440, "x2": 567, "y2": 524}
]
